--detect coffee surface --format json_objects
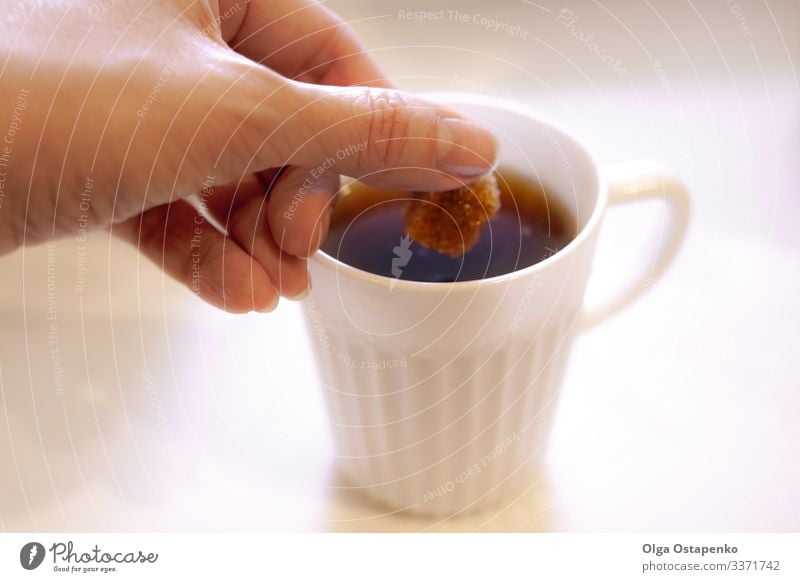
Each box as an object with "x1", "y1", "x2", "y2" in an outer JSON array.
[{"x1": 321, "y1": 168, "x2": 576, "y2": 282}]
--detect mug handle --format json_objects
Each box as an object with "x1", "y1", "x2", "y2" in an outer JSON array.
[{"x1": 580, "y1": 160, "x2": 691, "y2": 331}]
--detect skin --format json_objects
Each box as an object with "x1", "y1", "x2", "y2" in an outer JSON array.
[{"x1": 0, "y1": 0, "x2": 498, "y2": 312}]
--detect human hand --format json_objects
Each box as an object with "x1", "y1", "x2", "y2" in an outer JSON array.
[{"x1": 0, "y1": 0, "x2": 498, "y2": 312}]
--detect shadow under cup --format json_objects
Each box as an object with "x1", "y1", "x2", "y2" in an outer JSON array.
[{"x1": 303, "y1": 94, "x2": 605, "y2": 516}]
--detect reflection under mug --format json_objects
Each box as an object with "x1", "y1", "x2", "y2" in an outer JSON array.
[{"x1": 303, "y1": 93, "x2": 690, "y2": 516}]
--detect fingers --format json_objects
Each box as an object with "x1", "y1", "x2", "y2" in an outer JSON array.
[
  {"x1": 195, "y1": 19, "x2": 499, "y2": 197},
  {"x1": 196, "y1": 40, "x2": 497, "y2": 196},
  {"x1": 200, "y1": 174, "x2": 311, "y2": 299},
  {"x1": 114, "y1": 200, "x2": 278, "y2": 314},
  {"x1": 201, "y1": 172, "x2": 276, "y2": 224},
  {"x1": 266, "y1": 166, "x2": 340, "y2": 257},
  {"x1": 219, "y1": 0, "x2": 390, "y2": 87},
  {"x1": 203, "y1": 168, "x2": 337, "y2": 275},
  {"x1": 269, "y1": 83, "x2": 500, "y2": 192}
]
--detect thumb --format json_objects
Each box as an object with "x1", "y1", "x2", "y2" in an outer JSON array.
[{"x1": 275, "y1": 82, "x2": 500, "y2": 191}]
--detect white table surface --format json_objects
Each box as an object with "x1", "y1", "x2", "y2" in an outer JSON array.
[{"x1": 1, "y1": 0, "x2": 798, "y2": 532}]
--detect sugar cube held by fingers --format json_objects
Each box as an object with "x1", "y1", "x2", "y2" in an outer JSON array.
[{"x1": 403, "y1": 173, "x2": 501, "y2": 258}]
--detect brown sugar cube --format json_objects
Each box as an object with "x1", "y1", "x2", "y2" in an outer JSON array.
[{"x1": 403, "y1": 173, "x2": 501, "y2": 258}]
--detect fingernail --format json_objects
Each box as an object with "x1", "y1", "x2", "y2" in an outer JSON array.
[
  {"x1": 287, "y1": 279, "x2": 312, "y2": 302},
  {"x1": 436, "y1": 117, "x2": 499, "y2": 178},
  {"x1": 256, "y1": 294, "x2": 280, "y2": 313}
]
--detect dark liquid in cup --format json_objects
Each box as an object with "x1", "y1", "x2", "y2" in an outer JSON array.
[{"x1": 321, "y1": 168, "x2": 577, "y2": 282}]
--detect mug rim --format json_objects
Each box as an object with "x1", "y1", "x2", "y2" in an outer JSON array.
[{"x1": 311, "y1": 92, "x2": 606, "y2": 293}]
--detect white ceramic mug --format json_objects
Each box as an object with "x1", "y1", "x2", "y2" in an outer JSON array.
[{"x1": 303, "y1": 93, "x2": 690, "y2": 516}]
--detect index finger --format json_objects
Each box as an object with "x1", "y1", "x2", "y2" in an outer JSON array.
[{"x1": 218, "y1": 0, "x2": 392, "y2": 88}]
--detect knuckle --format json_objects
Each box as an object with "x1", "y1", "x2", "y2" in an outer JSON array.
[
  {"x1": 220, "y1": 275, "x2": 255, "y2": 311},
  {"x1": 137, "y1": 205, "x2": 169, "y2": 244},
  {"x1": 357, "y1": 89, "x2": 412, "y2": 169},
  {"x1": 180, "y1": 228, "x2": 216, "y2": 292},
  {"x1": 191, "y1": 242, "x2": 250, "y2": 311}
]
